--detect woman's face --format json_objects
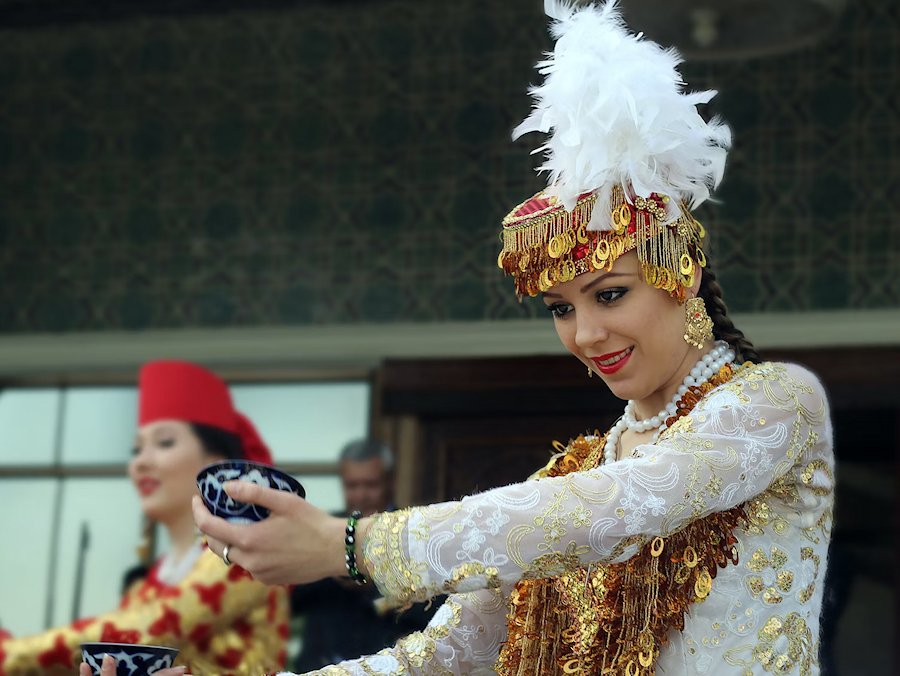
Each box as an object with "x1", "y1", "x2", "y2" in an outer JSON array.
[
  {"x1": 542, "y1": 251, "x2": 701, "y2": 404},
  {"x1": 129, "y1": 420, "x2": 216, "y2": 524}
]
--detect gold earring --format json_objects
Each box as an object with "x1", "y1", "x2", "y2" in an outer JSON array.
[
  {"x1": 683, "y1": 297, "x2": 713, "y2": 349},
  {"x1": 136, "y1": 518, "x2": 155, "y2": 564},
  {"x1": 587, "y1": 365, "x2": 593, "y2": 378}
]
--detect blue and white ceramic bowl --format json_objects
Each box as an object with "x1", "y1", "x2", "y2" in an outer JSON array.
[
  {"x1": 81, "y1": 643, "x2": 178, "y2": 676},
  {"x1": 197, "y1": 460, "x2": 306, "y2": 524}
]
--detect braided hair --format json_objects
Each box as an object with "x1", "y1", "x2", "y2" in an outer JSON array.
[{"x1": 698, "y1": 265, "x2": 761, "y2": 364}]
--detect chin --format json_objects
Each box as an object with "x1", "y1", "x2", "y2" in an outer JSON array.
[
  {"x1": 139, "y1": 503, "x2": 164, "y2": 522},
  {"x1": 138, "y1": 494, "x2": 171, "y2": 522},
  {"x1": 601, "y1": 377, "x2": 642, "y2": 403}
]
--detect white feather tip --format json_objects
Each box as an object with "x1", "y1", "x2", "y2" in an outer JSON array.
[{"x1": 515, "y1": 0, "x2": 731, "y2": 219}]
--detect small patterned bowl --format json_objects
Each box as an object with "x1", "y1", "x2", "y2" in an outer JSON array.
[
  {"x1": 196, "y1": 460, "x2": 306, "y2": 524},
  {"x1": 81, "y1": 643, "x2": 179, "y2": 676}
]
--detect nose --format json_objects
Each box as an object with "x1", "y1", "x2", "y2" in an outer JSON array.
[
  {"x1": 129, "y1": 446, "x2": 150, "y2": 474},
  {"x1": 574, "y1": 309, "x2": 609, "y2": 352}
]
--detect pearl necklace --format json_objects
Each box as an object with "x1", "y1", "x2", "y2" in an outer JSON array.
[{"x1": 602, "y1": 341, "x2": 735, "y2": 466}]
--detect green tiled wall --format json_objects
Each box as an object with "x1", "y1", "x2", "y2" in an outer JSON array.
[{"x1": 0, "y1": 0, "x2": 896, "y2": 332}]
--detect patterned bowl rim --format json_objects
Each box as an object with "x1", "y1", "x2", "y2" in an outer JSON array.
[
  {"x1": 196, "y1": 460, "x2": 306, "y2": 499},
  {"x1": 80, "y1": 643, "x2": 179, "y2": 653}
]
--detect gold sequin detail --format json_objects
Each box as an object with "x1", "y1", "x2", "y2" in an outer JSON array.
[
  {"x1": 498, "y1": 365, "x2": 748, "y2": 676},
  {"x1": 751, "y1": 613, "x2": 814, "y2": 675},
  {"x1": 363, "y1": 508, "x2": 429, "y2": 605},
  {"x1": 746, "y1": 546, "x2": 794, "y2": 605}
]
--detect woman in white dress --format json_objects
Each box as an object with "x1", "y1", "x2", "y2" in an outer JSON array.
[{"x1": 164, "y1": 2, "x2": 833, "y2": 674}]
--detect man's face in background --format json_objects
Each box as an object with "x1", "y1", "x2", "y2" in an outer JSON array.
[{"x1": 340, "y1": 457, "x2": 391, "y2": 517}]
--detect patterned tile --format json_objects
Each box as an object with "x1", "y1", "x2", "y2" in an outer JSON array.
[{"x1": 0, "y1": 0, "x2": 895, "y2": 332}]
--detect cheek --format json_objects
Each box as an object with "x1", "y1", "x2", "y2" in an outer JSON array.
[
  {"x1": 554, "y1": 320, "x2": 579, "y2": 353},
  {"x1": 644, "y1": 308, "x2": 688, "y2": 361},
  {"x1": 159, "y1": 452, "x2": 202, "y2": 490}
]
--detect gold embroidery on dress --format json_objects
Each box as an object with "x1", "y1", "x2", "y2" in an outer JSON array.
[
  {"x1": 496, "y1": 364, "x2": 748, "y2": 676},
  {"x1": 751, "y1": 613, "x2": 815, "y2": 675},
  {"x1": 362, "y1": 509, "x2": 428, "y2": 605},
  {"x1": 305, "y1": 600, "x2": 464, "y2": 676},
  {"x1": 746, "y1": 546, "x2": 793, "y2": 605},
  {"x1": 395, "y1": 598, "x2": 462, "y2": 670}
]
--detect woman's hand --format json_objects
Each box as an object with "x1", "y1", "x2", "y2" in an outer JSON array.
[
  {"x1": 78, "y1": 655, "x2": 186, "y2": 676},
  {"x1": 192, "y1": 482, "x2": 349, "y2": 585}
]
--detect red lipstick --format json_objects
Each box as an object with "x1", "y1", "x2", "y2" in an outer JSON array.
[
  {"x1": 136, "y1": 478, "x2": 160, "y2": 497},
  {"x1": 590, "y1": 346, "x2": 634, "y2": 375}
]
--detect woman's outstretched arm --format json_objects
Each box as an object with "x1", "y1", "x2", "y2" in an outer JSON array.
[
  {"x1": 289, "y1": 585, "x2": 511, "y2": 676},
  {"x1": 360, "y1": 362, "x2": 832, "y2": 605},
  {"x1": 194, "y1": 362, "x2": 832, "y2": 608}
]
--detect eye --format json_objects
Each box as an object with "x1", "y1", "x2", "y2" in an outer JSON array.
[
  {"x1": 158, "y1": 438, "x2": 176, "y2": 449},
  {"x1": 545, "y1": 303, "x2": 573, "y2": 319},
  {"x1": 130, "y1": 446, "x2": 140, "y2": 457},
  {"x1": 596, "y1": 287, "x2": 628, "y2": 304}
]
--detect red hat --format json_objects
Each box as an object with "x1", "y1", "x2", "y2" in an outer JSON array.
[{"x1": 138, "y1": 360, "x2": 273, "y2": 465}]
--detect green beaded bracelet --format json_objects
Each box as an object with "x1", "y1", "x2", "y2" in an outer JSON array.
[{"x1": 344, "y1": 510, "x2": 368, "y2": 585}]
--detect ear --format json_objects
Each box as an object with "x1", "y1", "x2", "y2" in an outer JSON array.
[{"x1": 688, "y1": 262, "x2": 704, "y2": 298}]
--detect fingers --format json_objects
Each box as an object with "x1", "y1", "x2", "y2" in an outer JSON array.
[
  {"x1": 204, "y1": 535, "x2": 226, "y2": 559},
  {"x1": 87, "y1": 656, "x2": 189, "y2": 676},
  {"x1": 192, "y1": 496, "x2": 242, "y2": 546},
  {"x1": 222, "y1": 480, "x2": 301, "y2": 512},
  {"x1": 101, "y1": 654, "x2": 116, "y2": 676}
]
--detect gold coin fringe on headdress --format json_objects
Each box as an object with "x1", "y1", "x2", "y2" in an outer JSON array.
[
  {"x1": 497, "y1": 185, "x2": 707, "y2": 300},
  {"x1": 496, "y1": 364, "x2": 747, "y2": 676}
]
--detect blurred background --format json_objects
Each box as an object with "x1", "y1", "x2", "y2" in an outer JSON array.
[{"x1": 0, "y1": 0, "x2": 896, "y2": 673}]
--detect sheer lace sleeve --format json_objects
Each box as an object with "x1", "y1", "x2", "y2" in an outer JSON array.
[
  {"x1": 293, "y1": 586, "x2": 511, "y2": 676},
  {"x1": 362, "y1": 362, "x2": 832, "y2": 606}
]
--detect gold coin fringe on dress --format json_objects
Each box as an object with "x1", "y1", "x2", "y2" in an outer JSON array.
[
  {"x1": 496, "y1": 364, "x2": 746, "y2": 676},
  {"x1": 497, "y1": 185, "x2": 706, "y2": 300}
]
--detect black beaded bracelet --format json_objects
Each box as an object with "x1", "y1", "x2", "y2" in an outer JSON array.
[{"x1": 344, "y1": 510, "x2": 368, "y2": 585}]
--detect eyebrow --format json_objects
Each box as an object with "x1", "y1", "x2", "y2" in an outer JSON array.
[{"x1": 541, "y1": 272, "x2": 635, "y2": 298}]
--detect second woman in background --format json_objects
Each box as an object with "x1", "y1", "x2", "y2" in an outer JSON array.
[{"x1": 0, "y1": 360, "x2": 289, "y2": 675}]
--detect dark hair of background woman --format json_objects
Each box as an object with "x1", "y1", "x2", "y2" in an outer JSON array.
[{"x1": 191, "y1": 422, "x2": 244, "y2": 461}]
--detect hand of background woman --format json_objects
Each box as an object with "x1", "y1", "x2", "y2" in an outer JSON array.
[
  {"x1": 192, "y1": 482, "x2": 354, "y2": 585},
  {"x1": 78, "y1": 655, "x2": 187, "y2": 676}
]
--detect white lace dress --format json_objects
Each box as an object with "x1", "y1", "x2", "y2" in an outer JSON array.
[{"x1": 292, "y1": 362, "x2": 833, "y2": 675}]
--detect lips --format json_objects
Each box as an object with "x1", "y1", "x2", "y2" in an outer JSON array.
[
  {"x1": 136, "y1": 478, "x2": 160, "y2": 497},
  {"x1": 590, "y1": 346, "x2": 634, "y2": 375}
]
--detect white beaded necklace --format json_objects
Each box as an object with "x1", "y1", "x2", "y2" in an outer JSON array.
[{"x1": 602, "y1": 341, "x2": 735, "y2": 466}]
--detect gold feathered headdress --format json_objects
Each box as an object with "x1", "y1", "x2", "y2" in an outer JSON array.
[{"x1": 498, "y1": 0, "x2": 731, "y2": 299}]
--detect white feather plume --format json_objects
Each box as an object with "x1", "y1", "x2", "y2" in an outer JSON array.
[{"x1": 514, "y1": 0, "x2": 731, "y2": 230}]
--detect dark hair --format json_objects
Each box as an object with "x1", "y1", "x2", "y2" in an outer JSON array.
[
  {"x1": 122, "y1": 563, "x2": 151, "y2": 594},
  {"x1": 190, "y1": 422, "x2": 244, "y2": 460},
  {"x1": 698, "y1": 264, "x2": 761, "y2": 364},
  {"x1": 339, "y1": 438, "x2": 394, "y2": 472}
]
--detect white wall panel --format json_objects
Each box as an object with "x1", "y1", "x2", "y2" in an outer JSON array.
[
  {"x1": 0, "y1": 479, "x2": 57, "y2": 635},
  {"x1": 50, "y1": 478, "x2": 143, "y2": 628},
  {"x1": 232, "y1": 382, "x2": 369, "y2": 464},
  {"x1": 293, "y1": 474, "x2": 343, "y2": 514},
  {"x1": 0, "y1": 390, "x2": 60, "y2": 466},
  {"x1": 60, "y1": 388, "x2": 138, "y2": 465}
]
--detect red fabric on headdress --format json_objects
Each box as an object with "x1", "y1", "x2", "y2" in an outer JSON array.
[
  {"x1": 233, "y1": 412, "x2": 273, "y2": 466},
  {"x1": 138, "y1": 360, "x2": 273, "y2": 465}
]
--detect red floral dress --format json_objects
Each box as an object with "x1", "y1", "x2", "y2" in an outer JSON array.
[{"x1": 0, "y1": 547, "x2": 289, "y2": 675}]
